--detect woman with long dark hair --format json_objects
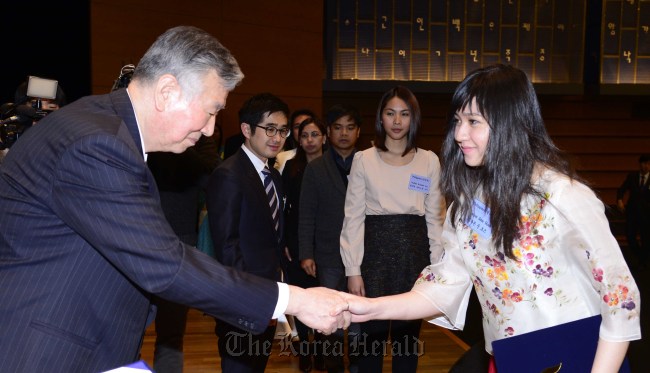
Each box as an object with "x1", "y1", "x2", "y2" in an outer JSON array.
[{"x1": 343, "y1": 64, "x2": 641, "y2": 372}]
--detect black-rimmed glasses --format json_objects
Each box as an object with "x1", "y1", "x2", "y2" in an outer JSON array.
[{"x1": 251, "y1": 123, "x2": 291, "y2": 138}]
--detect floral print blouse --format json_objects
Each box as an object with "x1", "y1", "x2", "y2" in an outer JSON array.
[{"x1": 412, "y1": 169, "x2": 641, "y2": 354}]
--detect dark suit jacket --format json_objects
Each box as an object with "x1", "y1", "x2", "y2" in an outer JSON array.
[
  {"x1": 282, "y1": 158, "x2": 303, "y2": 260},
  {"x1": 617, "y1": 171, "x2": 650, "y2": 215},
  {"x1": 206, "y1": 147, "x2": 285, "y2": 281},
  {"x1": 147, "y1": 136, "x2": 221, "y2": 245},
  {"x1": 0, "y1": 89, "x2": 277, "y2": 373},
  {"x1": 299, "y1": 149, "x2": 349, "y2": 268}
]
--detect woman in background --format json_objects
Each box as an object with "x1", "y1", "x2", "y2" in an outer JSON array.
[
  {"x1": 340, "y1": 86, "x2": 446, "y2": 372},
  {"x1": 283, "y1": 117, "x2": 327, "y2": 372}
]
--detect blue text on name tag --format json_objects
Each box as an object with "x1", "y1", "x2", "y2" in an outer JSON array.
[
  {"x1": 408, "y1": 174, "x2": 431, "y2": 193},
  {"x1": 466, "y1": 199, "x2": 492, "y2": 239}
]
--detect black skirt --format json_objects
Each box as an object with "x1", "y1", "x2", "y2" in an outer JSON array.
[{"x1": 361, "y1": 214, "x2": 430, "y2": 298}]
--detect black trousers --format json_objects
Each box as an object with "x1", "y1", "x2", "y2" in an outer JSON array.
[
  {"x1": 215, "y1": 320, "x2": 276, "y2": 373},
  {"x1": 355, "y1": 319, "x2": 422, "y2": 373},
  {"x1": 625, "y1": 208, "x2": 650, "y2": 266},
  {"x1": 448, "y1": 341, "x2": 491, "y2": 373},
  {"x1": 152, "y1": 298, "x2": 189, "y2": 373}
]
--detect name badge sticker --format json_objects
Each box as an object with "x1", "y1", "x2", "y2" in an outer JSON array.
[
  {"x1": 466, "y1": 199, "x2": 492, "y2": 239},
  {"x1": 408, "y1": 174, "x2": 431, "y2": 193}
]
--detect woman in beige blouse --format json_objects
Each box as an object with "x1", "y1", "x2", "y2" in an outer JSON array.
[{"x1": 340, "y1": 86, "x2": 446, "y2": 373}]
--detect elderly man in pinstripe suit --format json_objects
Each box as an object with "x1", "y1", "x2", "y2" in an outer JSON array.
[{"x1": 0, "y1": 26, "x2": 349, "y2": 373}]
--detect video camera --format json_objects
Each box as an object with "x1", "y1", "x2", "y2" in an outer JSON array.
[
  {"x1": 111, "y1": 64, "x2": 135, "y2": 91},
  {"x1": 0, "y1": 103, "x2": 38, "y2": 150},
  {"x1": 0, "y1": 76, "x2": 59, "y2": 150}
]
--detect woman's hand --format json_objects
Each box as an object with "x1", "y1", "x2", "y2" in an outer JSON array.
[{"x1": 340, "y1": 290, "x2": 442, "y2": 322}]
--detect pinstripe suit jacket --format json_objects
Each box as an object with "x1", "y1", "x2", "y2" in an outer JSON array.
[{"x1": 0, "y1": 89, "x2": 278, "y2": 373}]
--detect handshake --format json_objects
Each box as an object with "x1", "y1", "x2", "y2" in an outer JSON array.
[{"x1": 285, "y1": 286, "x2": 374, "y2": 335}]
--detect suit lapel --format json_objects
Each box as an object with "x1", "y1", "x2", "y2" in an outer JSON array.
[
  {"x1": 236, "y1": 149, "x2": 268, "y2": 206},
  {"x1": 236, "y1": 149, "x2": 281, "y2": 241},
  {"x1": 109, "y1": 89, "x2": 159, "y2": 200},
  {"x1": 110, "y1": 89, "x2": 143, "y2": 157}
]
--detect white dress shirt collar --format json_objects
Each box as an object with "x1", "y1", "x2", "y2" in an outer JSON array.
[{"x1": 241, "y1": 143, "x2": 269, "y2": 183}]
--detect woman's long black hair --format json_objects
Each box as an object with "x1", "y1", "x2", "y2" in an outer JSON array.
[{"x1": 442, "y1": 64, "x2": 576, "y2": 259}]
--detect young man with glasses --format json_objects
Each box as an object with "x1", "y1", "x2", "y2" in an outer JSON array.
[{"x1": 206, "y1": 93, "x2": 291, "y2": 373}]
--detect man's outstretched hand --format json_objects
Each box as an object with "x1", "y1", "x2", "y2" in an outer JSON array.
[{"x1": 285, "y1": 286, "x2": 351, "y2": 335}]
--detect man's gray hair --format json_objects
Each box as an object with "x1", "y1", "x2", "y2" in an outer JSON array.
[{"x1": 132, "y1": 25, "x2": 244, "y2": 96}]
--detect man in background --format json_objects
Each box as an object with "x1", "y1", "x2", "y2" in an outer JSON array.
[
  {"x1": 206, "y1": 92, "x2": 292, "y2": 372},
  {"x1": 0, "y1": 79, "x2": 67, "y2": 160},
  {"x1": 617, "y1": 154, "x2": 650, "y2": 270},
  {"x1": 148, "y1": 135, "x2": 221, "y2": 373},
  {"x1": 299, "y1": 104, "x2": 362, "y2": 373}
]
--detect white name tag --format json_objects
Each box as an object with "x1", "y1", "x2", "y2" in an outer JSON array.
[
  {"x1": 466, "y1": 199, "x2": 492, "y2": 239},
  {"x1": 408, "y1": 174, "x2": 431, "y2": 193}
]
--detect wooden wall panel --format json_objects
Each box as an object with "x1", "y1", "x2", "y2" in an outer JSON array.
[
  {"x1": 216, "y1": 0, "x2": 323, "y2": 138},
  {"x1": 91, "y1": 0, "x2": 222, "y2": 94},
  {"x1": 91, "y1": 0, "x2": 323, "y2": 139}
]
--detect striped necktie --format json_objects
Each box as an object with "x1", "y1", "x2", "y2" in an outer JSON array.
[{"x1": 262, "y1": 166, "x2": 280, "y2": 232}]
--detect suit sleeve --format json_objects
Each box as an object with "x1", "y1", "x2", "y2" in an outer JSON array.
[
  {"x1": 51, "y1": 133, "x2": 277, "y2": 334},
  {"x1": 299, "y1": 162, "x2": 318, "y2": 261},
  {"x1": 340, "y1": 151, "x2": 367, "y2": 276},
  {"x1": 206, "y1": 165, "x2": 243, "y2": 268},
  {"x1": 616, "y1": 173, "x2": 633, "y2": 201},
  {"x1": 424, "y1": 151, "x2": 446, "y2": 263}
]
